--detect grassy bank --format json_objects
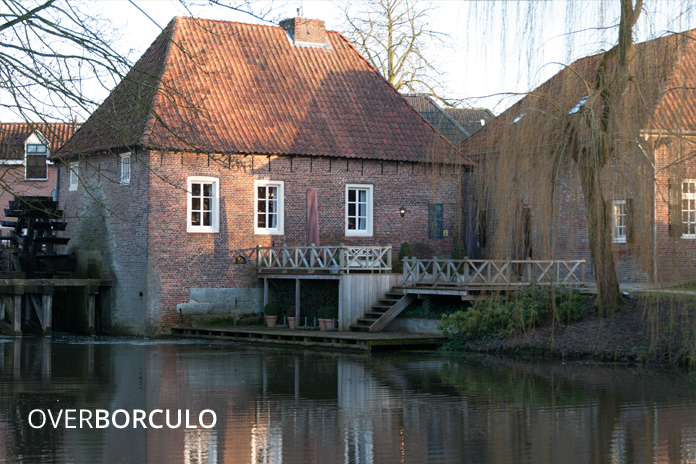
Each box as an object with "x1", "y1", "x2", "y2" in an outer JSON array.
[{"x1": 438, "y1": 287, "x2": 696, "y2": 365}]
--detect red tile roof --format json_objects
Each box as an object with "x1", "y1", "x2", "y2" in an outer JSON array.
[
  {"x1": 0, "y1": 122, "x2": 79, "y2": 159},
  {"x1": 460, "y1": 30, "x2": 693, "y2": 156},
  {"x1": 60, "y1": 17, "x2": 469, "y2": 165}
]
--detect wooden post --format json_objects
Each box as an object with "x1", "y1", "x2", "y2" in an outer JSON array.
[
  {"x1": 581, "y1": 261, "x2": 586, "y2": 285},
  {"x1": 87, "y1": 285, "x2": 99, "y2": 336},
  {"x1": 42, "y1": 294, "x2": 52, "y2": 336},
  {"x1": 526, "y1": 258, "x2": 532, "y2": 283},
  {"x1": 41, "y1": 337, "x2": 51, "y2": 381},
  {"x1": 263, "y1": 278, "x2": 269, "y2": 308},
  {"x1": 13, "y1": 339, "x2": 21, "y2": 378},
  {"x1": 339, "y1": 243, "x2": 345, "y2": 273},
  {"x1": 295, "y1": 278, "x2": 300, "y2": 322},
  {"x1": 256, "y1": 245, "x2": 260, "y2": 269},
  {"x1": 13, "y1": 293, "x2": 22, "y2": 336},
  {"x1": 387, "y1": 246, "x2": 392, "y2": 272}
]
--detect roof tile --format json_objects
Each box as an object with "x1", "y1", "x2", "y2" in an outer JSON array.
[{"x1": 60, "y1": 17, "x2": 469, "y2": 165}]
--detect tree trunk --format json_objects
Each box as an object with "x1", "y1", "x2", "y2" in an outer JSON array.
[{"x1": 576, "y1": 148, "x2": 622, "y2": 317}]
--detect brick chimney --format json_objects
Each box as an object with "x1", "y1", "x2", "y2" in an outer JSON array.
[{"x1": 280, "y1": 16, "x2": 326, "y2": 45}]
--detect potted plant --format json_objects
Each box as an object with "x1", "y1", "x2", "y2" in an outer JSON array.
[
  {"x1": 264, "y1": 303, "x2": 280, "y2": 328},
  {"x1": 318, "y1": 306, "x2": 329, "y2": 330},
  {"x1": 326, "y1": 306, "x2": 338, "y2": 330},
  {"x1": 287, "y1": 305, "x2": 296, "y2": 329}
]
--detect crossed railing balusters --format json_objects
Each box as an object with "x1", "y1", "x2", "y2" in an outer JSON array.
[{"x1": 402, "y1": 258, "x2": 585, "y2": 288}]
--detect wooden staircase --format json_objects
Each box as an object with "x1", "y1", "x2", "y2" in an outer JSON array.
[{"x1": 350, "y1": 286, "x2": 416, "y2": 333}]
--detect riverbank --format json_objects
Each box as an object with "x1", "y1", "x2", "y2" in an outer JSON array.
[{"x1": 450, "y1": 291, "x2": 696, "y2": 364}]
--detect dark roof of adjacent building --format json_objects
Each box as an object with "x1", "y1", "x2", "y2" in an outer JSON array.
[
  {"x1": 402, "y1": 94, "x2": 471, "y2": 145},
  {"x1": 0, "y1": 123, "x2": 79, "y2": 160},
  {"x1": 60, "y1": 17, "x2": 470, "y2": 165},
  {"x1": 444, "y1": 108, "x2": 495, "y2": 136},
  {"x1": 460, "y1": 29, "x2": 696, "y2": 156}
]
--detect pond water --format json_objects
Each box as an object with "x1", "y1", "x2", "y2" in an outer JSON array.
[{"x1": 2, "y1": 335, "x2": 696, "y2": 464}]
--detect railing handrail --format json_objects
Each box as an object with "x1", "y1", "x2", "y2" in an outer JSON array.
[
  {"x1": 402, "y1": 257, "x2": 586, "y2": 287},
  {"x1": 256, "y1": 245, "x2": 392, "y2": 272}
]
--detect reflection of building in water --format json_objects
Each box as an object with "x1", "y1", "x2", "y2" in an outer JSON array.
[
  {"x1": 185, "y1": 428, "x2": 218, "y2": 464},
  {"x1": 250, "y1": 405, "x2": 283, "y2": 464},
  {"x1": 338, "y1": 360, "x2": 377, "y2": 464}
]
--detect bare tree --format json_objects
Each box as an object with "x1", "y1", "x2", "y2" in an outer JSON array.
[
  {"x1": 565, "y1": 0, "x2": 643, "y2": 316},
  {"x1": 339, "y1": 0, "x2": 450, "y2": 104}
]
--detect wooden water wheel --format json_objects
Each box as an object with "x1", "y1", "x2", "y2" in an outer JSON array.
[{"x1": 2, "y1": 196, "x2": 76, "y2": 278}]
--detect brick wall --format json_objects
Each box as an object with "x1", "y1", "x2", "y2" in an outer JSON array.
[
  {"x1": 57, "y1": 150, "x2": 150, "y2": 334},
  {"x1": 654, "y1": 139, "x2": 696, "y2": 282},
  {"x1": 62, "y1": 150, "x2": 464, "y2": 334}
]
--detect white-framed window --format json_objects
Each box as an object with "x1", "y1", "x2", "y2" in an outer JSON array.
[
  {"x1": 683, "y1": 180, "x2": 696, "y2": 238},
  {"x1": 187, "y1": 177, "x2": 219, "y2": 233},
  {"x1": 69, "y1": 162, "x2": 78, "y2": 191},
  {"x1": 612, "y1": 200, "x2": 627, "y2": 243},
  {"x1": 120, "y1": 152, "x2": 131, "y2": 185},
  {"x1": 345, "y1": 183, "x2": 373, "y2": 237},
  {"x1": 255, "y1": 180, "x2": 284, "y2": 235},
  {"x1": 25, "y1": 144, "x2": 48, "y2": 180}
]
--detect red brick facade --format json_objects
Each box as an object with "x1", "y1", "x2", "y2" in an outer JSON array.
[{"x1": 60, "y1": 151, "x2": 464, "y2": 334}]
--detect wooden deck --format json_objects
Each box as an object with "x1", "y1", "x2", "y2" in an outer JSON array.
[
  {"x1": 171, "y1": 326, "x2": 444, "y2": 351},
  {"x1": 0, "y1": 278, "x2": 112, "y2": 337}
]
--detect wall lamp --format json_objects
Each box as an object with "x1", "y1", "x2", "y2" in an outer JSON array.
[{"x1": 399, "y1": 206, "x2": 406, "y2": 217}]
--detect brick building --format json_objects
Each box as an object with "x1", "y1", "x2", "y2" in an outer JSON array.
[
  {"x1": 55, "y1": 16, "x2": 471, "y2": 335},
  {"x1": 0, "y1": 123, "x2": 78, "y2": 226},
  {"x1": 460, "y1": 29, "x2": 696, "y2": 284}
]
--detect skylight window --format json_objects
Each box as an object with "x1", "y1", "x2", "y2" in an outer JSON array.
[
  {"x1": 512, "y1": 112, "x2": 526, "y2": 124},
  {"x1": 569, "y1": 95, "x2": 588, "y2": 114}
]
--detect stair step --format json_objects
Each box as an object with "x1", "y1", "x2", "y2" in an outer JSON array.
[
  {"x1": 364, "y1": 312, "x2": 385, "y2": 318},
  {"x1": 350, "y1": 326, "x2": 370, "y2": 332},
  {"x1": 357, "y1": 318, "x2": 377, "y2": 324},
  {"x1": 372, "y1": 305, "x2": 393, "y2": 310},
  {"x1": 379, "y1": 298, "x2": 400, "y2": 303},
  {"x1": 385, "y1": 292, "x2": 404, "y2": 297}
]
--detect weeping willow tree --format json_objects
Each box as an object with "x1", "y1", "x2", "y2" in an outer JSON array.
[{"x1": 460, "y1": 0, "x2": 696, "y2": 317}]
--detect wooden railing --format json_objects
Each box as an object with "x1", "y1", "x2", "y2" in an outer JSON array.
[
  {"x1": 402, "y1": 258, "x2": 585, "y2": 288},
  {"x1": 257, "y1": 245, "x2": 392, "y2": 273}
]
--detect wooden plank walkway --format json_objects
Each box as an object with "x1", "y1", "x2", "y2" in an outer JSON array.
[{"x1": 171, "y1": 326, "x2": 444, "y2": 351}]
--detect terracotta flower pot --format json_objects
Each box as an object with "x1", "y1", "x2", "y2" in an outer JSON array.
[
  {"x1": 326, "y1": 319, "x2": 335, "y2": 329},
  {"x1": 287, "y1": 317, "x2": 296, "y2": 329},
  {"x1": 265, "y1": 315, "x2": 278, "y2": 328},
  {"x1": 319, "y1": 318, "x2": 327, "y2": 331}
]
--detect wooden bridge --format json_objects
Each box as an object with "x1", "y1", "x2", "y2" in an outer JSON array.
[{"x1": 402, "y1": 258, "x2": 586, "y2": 297}]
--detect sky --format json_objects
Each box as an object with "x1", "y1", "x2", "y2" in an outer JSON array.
[{"x1": 8, "y1": 0, "x2": 696, "y2": 121}]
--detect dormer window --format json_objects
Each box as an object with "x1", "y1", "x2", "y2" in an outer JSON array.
[{"x1": 26, "y1": 144, "x2": 48, "y2": 180}]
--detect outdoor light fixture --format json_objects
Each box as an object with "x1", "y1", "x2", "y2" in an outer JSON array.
[{"x1": 400, "y1": 206, "x2": 406, "y2": 217}]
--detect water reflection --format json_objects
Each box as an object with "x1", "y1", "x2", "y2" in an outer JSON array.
[{"x1": 2, "y1": 336, "x2": 696, "y2": 463}]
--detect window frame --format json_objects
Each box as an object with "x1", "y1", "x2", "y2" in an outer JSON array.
[
  {"x1": 254, "y1": 180, "x2": 285, "y2": 235},
  {"x1": 612, "y1": 200, "x2": 627, "y2": 244},
  {"x1": 25, "y1": 143, "x2": 48, "y2": 180},
  {"x1": 120, "y1": 152, "x2": 131, "y2": 185},
  {"x1": 69, "y1": 162, "x2": 78, "y2": 191},
  {"x1": 187, "y1": 176, "x2": 220, "y2": 234},
  {"x1": 345, "y1": 183, "x2": 374, "y2": 237},
  {"x1": 683, "y1": 180, "x2": 696, "y2": 239}
]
